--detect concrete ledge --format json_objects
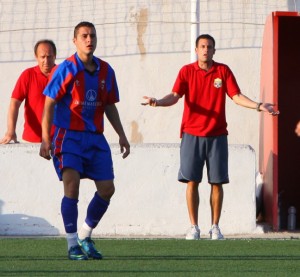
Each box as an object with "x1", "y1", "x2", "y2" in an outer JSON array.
[{"x1": 0, "y1": 143, "x2": 257, "y2": 237}]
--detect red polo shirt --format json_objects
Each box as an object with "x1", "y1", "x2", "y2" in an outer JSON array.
[
  {"x1": 172, "y1": 61, "x2": 240, "y2": 137},
  {"x1": 11, "y1": 66, "x2": 49, "y2": 142}
]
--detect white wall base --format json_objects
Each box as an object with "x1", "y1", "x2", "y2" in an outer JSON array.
[{"x1": 0, "y1": 143, "x2": 257, "y2": 237}]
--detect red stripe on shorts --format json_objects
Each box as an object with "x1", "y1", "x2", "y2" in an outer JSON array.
[{"x1": 54, "y1": 128, "x2": 66, "y2": 156}]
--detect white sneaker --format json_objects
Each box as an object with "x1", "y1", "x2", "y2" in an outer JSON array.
[
  {"x1": 209, "y1": 224, "x2": 224, "y2": 240},
  {"x1": 185, "y1": 225, "x2": 200, "y2": 240}
]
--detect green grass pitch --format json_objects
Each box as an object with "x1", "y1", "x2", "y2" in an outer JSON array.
[{"x1": 0, "y1": 238, "x2": 300, "y2": 276}]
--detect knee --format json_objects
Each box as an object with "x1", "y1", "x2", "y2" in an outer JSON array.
[
  {"x1": 98, "y1": 183, "x2": 115, "y2": 201},
  {"x1": 105, "y1": 185, "x2": 115, "y2": 198},
  {"x1": 187, "y1": 181, "x2": 199, "y2": 190},
  {"x1": 212, "y1": 184, "x2": 223, "y2": 194},
  {"x1": 213, "y1": 185, "x2": 223, "y2": 195},
  {"x1": 64, "y1": 183, "x2": 80, "y2": 199}
]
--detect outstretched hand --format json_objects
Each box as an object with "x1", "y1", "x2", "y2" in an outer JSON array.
[
  {"x1": 260, "y1": 103, "x2": 280, "y2": 116},
  {"x1": 141, "y1": 96, "x2": 157, "y2": 107}
]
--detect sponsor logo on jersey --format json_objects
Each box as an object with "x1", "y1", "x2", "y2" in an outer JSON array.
[{"x1": 86, "y1": 89, "x2": 97, "y2": 101}]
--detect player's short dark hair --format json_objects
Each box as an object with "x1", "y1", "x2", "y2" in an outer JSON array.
[
  {"x1": 74, "y1": 21, "x2": 96, "y2": 38},
  {"x1": 34, "y1": 39, "x2": 57, "y2": 56},
  {"x1": 195, "y1": 34, "x2": 215, "y2": 48}
]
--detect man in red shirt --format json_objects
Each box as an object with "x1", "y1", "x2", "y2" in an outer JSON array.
[
  {"x1": 142, "y1": 34, "x2": 279, "y2": 240},
  {"x1": 0, "y1": 39, "x2": 56, "y2": 143}
]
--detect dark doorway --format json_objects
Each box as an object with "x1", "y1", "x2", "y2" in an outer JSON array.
[
  {"x1": 277, "y1": 16, "x2": 300, "y2": 229},
  {"x1": 260, "y1": 12, "x2": 300, "y2": 231}
]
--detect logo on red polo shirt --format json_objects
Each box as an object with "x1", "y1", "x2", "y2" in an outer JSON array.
[{"x1": 214, "y1": 78, "x2": 222, "y2": 88}]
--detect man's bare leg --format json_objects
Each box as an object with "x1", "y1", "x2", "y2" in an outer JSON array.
[
  {"x1": 210, "y1": 184, "x2": 223, "y2": 225},
  {"x1": 185, "y1": 181, "x2": 200, "y2": 239},
  {"x1": 186, "y1": 181, "x2": 200, "y2": 225},
  {"x1": 210, "y1": 184, "x2": 224, "y2": 239}
]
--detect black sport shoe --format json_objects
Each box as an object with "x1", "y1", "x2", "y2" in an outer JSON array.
[{"x1": 77, "y1": 237, "x2": 103, "y2": 260}]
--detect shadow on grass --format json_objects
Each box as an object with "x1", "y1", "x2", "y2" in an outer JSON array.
[
  {"x1": 1, "y1": 254, "x2": 300, "y2": 261},
  {"x1": 108, "y1": 255, "x2": 300, "y2": 260},
  {"x1": 1, "y1": 255, "x2": 300, "y2": 276}
]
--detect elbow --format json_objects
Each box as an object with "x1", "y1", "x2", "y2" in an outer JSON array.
[
  {"x1": 172, "y1": 94, "x2": 180, "y2": 105},
  {"x1": 233, "y1": 99, "x2": 240, "y2": 105},
  {"x1": 232, "y1": 94, "x2": 242, "y2": 105},
  {"x1": 232, "y1": 97, "x2": 239, "y2": 105}
]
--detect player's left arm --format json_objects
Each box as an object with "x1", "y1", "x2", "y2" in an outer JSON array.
[
  {"x1": 105, "y1": 104, "x2": 130, "y2": 159},
  {"x1": 232, "y1": 93, "x2": 279, "y2": 115}
]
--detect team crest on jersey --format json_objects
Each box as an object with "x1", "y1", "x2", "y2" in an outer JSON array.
[
  {"x1": 100, "y1": 80, "x2": 105, "y2": 90},
  {"x1": 214, "y1": 78, "x2": 222, "y2": 88},
  {"x1": 86, "y1": 89, "x2": 97, "y2": 101}
]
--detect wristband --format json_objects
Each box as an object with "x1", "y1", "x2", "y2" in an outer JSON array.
[{"x1": 256, "y1": 102, "x2": 262, "y2": 112}]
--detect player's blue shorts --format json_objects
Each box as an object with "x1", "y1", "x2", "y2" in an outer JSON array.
[
  {"x1": 178, "y1": 133, "x2": 229, "y2": 184},
  {"x1": 51, "y1": 127, "x2": 114, "y2": 181}
]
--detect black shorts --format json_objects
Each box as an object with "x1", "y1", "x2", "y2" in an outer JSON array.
[{"x1": 178, "y1": 133, "x2": 229, "y2": 184}]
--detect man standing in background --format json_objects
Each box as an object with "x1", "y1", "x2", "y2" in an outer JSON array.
[
  {"x1": 0, "y1": 39, "x2": 56, "y2": 143},
  {"x1": 142, "y1": 34, "x2": 279, "y2": 241}
]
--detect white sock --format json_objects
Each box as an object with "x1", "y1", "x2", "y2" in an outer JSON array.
[
  {"x1": 78, "y1": 222, "x2": 93, "y2": 240},
  {"x1": 66, "y1": 232, "x2": 78, "y2": 250}
]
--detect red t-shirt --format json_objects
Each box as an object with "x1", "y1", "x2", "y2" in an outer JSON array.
[
  {"x1": 172, "y1": 61, "x2": 240, "y2": 137},
  {"x1": 11, "y1": 66, "x2": 48, "y2": 142}
]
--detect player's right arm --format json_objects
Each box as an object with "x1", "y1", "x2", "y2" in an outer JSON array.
[
  {"x1": 141, "y1": 92, "x2": 180, "y2": 107},
  {"x1": 0, "y1": 98, "x2": 22, "y2": 144},
  {"x1": 39, "y1": 96, "x2": 56, "y2": 160}
]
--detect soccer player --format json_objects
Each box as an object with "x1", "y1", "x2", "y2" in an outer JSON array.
[
  {"x1": 39, "y1": 22, "x2": 130, "y2": 260},
  {"x1": 142, "y1": 34, "x2": 279, "y2": 240},
  {"x1": 0, "y1": 40, "x2": 56, "y2": 144}
]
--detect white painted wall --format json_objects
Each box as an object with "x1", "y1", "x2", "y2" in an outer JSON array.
[
  {"x1": 1, "y1": 1, "x2": 299, "y2": 152},
  {"x1": 0, "y1": 143, "x2": 257, "y2": 237}
]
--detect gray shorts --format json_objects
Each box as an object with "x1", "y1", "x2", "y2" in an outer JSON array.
[{"x1": 178, "y1": 133, "x2": 229, "y2": 184}]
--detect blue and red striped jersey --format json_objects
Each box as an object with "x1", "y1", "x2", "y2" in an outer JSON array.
[{"x1": 43, "y1": 53, "x2": 119, "y2": 133}]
